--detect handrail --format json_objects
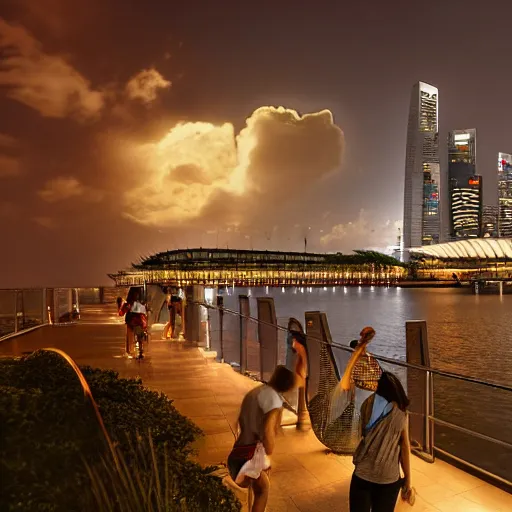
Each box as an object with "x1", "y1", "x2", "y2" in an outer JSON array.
[
  {"x1": 40, "y1": 348, "x2": 120, "y2": 470},
  {"x1": 199, "y1": 300, "x2": 512, "y2": 487},
  {"x1": 196, "y1": 301, "x2": 512, "y2": 393}
]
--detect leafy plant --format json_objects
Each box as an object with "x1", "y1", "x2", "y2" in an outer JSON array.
[{"x1": 0, "y1": 351, "x2": 240, "y2": 512}]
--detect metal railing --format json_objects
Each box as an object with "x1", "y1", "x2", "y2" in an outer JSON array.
[
  {"x1": 0, "y1": 289, "x2": 47, "y2": 339},
  {"x1": 197, "y1": 299, "x2": 512, "y2": 489},
  {"x1": 0, "y1": 288, "x2": 80, "y2": 341}
]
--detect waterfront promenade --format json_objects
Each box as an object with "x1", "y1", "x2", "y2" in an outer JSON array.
[{"x1": 0, "y1": 305, "x2": 511, "y2": 511}]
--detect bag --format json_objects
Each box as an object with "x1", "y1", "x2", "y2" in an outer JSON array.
[
  {"x1": 352, "y1": 354, "x2": 382, "y2": 391},
  {"x1": 235, "y1": 442, "x2": 270, "y2": 483},
  {"x1": 323, "y1": 397, "x2": 361, "y2": 454}
]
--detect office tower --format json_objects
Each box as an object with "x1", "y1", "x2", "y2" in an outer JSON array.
[
  {"x1": 403, "y1": 82, "x2": 440, "y2": 256},
  {"x1": 481, "y1": 205, "x2": 499, "y2": 237},
  {"x1": 498, "y1": 153, "x2": 512, "y2": 237},
  {"x1": 448, "y1": 129, "x2": 481, "y2": 238}
]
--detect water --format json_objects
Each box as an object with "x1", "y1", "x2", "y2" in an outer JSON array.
[{"x1": 214, "y1": 286, "x2": 512, "y2": 483}]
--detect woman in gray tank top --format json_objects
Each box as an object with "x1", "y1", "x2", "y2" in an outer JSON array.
[{"x1": 350, "y1": 372, "x2": 414, "y2": 512}]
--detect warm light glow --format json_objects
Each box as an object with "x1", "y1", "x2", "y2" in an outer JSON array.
[{"x1": 122, "y1": 106, "x2": 343, "y2": 226}]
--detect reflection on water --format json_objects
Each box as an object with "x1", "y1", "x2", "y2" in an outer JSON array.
[
  {"x1": 221, "y1": 286, "x2": 512, "y2": 384},
  {"x1": 216, "y1": 286, "x2": 512, "y2": 482}
]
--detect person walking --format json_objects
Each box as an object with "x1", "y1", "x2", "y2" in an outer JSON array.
[
  {"x1": 117, "y1": 288, "x2": 147, "y2": 357},
  {"x1": 227, "y1": 366, "x2": 296, "y2": 512},
  {"x1": 350, "y1": 371, "x2": 415, "y2": 512}
]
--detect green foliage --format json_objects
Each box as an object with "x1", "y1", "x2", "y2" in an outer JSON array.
[
  {"x1": 0, "y1": 351, "x2": 240, "y2": 512},
  {"x1": 325, "y1": 250, "x2": 405, "y2": 268}
]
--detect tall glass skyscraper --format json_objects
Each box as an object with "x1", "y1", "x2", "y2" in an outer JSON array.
[
  {"x1": 481, "y1": 205, "x2": 499, "y2": 237},
  {"x1": 498, "y1": 153, "x2": 512, "y2": 237},
  {"x1": 403, "y1": 82, "x2": 440, "y2": 255},
  {"x1": 448, "y1": 129, "x2": 481, "y2": 239}
]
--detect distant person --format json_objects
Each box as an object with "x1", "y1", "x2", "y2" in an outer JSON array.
[
  {"x1": 117, "y1": 288, "x2": 147, "y2": 357},
  {"x1": 228, "y1": 366, "x2": 296, "y2": 512},
  {"x1": 288, "y1": 329, "x2": 310, "y2": 428},
  {"x1": 163, "y1": 295, "x2": 183, "y2": 340},
  {"x1": 289, "y1": 330, "x2": 307, "y2": 388},
  {"x1": 350, "y1": 371, "x2": 415, "y2": 512}
]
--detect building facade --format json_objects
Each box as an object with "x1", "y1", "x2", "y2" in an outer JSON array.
[
  {"x1": 447, "y1": 129, "x2": 481, "y2": 239},
  {"x1": 108, "y1": 248, "x2": 406, "y2": 287},
  {"x1": 481, "y1": 205, "x2": 499, "y2": 237},
  {"x1": 403, "y1": 82, "x2": 441, "y2": 256},
  {"x1": 498, "y1": 153, "x2": 512, "y2": 237}
]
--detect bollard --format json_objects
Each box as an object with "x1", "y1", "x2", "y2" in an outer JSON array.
[
  {"x1": 239, "y1": 295, "x2": 249, "y2": 374},
  {"x1": 406, "y1": 320, "x2": 435, "y2": 462},
  {"x1": 218, "y1": 295, "x2": 225, "y2": 363}
]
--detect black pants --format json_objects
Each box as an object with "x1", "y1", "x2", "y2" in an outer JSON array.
[{"x1": 349, "y1": 474, "x2": 403, "y2": 512}]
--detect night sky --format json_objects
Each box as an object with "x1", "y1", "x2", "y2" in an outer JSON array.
[{"x1": 1, "y1": 1, "x2": 510, "y2": 287}]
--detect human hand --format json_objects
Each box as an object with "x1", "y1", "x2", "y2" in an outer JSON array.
[
  {"x1": 359, "y1": 326, "x2": 376, "y2": 345},
  {"x1": 401, "y1": 483, "x2": 415, "y2": 505}
]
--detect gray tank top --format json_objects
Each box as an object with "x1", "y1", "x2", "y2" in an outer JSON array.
[{"x1": 353, "y1": 395, "x2": 407, "y2": 484}]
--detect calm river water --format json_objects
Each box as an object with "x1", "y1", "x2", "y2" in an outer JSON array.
[{"x1": 215, "y1": 286, "x2": 512, "y2": 483}]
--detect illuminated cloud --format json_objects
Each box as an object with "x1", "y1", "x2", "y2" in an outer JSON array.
[
  {"x1": 38, "y1": 176, "x2": 103, "y2": 203},
  {"x1": 321, "y1": 209, "x2": 401, "y2": 253},
  {"x1": 0, "y1": 18, "x2": 104, "y2": 120},
  {"x1": 122, "y1": 122, "x2": 238, "y2": 224},
  {"x1": 0, "y1": 155, "x2": 21, "y2": 177},
  {"x1": 125, "y1": 68, "x2": 171, "y2": 104},
  {"x1": 122, "y1": 107, "x2": 344, "y2": 229}
]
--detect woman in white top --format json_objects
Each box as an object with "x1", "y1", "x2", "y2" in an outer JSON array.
[{"x1": 228, "y1": 366, "x2": 296, "y2": 512}]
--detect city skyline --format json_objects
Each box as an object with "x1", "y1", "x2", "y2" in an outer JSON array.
[{"x1": 2, "y1": 2, "x2": 512, "y2": 286}]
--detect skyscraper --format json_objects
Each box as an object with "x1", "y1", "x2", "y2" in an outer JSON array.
[
  {"x1": 403, "y1": 82, "x2": 440, "y2": 256},
  {"x1": 481, "y1": 205, "x2": 499, "y2": 237},
  {"x1": 498, "y1": 153, "x2": 512, "y2": 237},
  {"x1": 448, "y1": 129, "x2": 481, "y2": 239}
]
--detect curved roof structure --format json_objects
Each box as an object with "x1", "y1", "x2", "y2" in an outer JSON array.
[{"x1": 411, "y1": 238, "x2": 512, "y2": 260}]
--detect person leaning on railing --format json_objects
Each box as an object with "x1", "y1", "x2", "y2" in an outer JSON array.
[{"x1": 349, "y1": 371, "x2": 415, "y2": 512}]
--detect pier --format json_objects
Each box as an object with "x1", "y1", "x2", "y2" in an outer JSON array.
[{"x1": 1, "y1": 287, "x2": 511, "y2": 510}]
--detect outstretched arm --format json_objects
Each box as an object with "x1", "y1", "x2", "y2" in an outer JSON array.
[
  {"x1": 400, "y1": 415, "x2": 412, "y2": 491},
  {"x1": 340, "y1": 342, "x2": 368, "y2": 391}
]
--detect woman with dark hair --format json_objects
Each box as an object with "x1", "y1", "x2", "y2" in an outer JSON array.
[
  {"x1": 228, "y1": 365, "x2": 296, "y2": 512},
  {"x1": 118, "y1": 288, "x2": 147, "y2": 357},
  {"x1": 350, "y1": 371, "x2": 415, "y2": 512}
]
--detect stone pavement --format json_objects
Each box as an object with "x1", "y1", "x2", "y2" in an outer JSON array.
[{"x1": 0, "y1": 305, "x2": 511, "y2": 511}]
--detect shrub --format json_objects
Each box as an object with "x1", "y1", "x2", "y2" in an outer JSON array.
[{"x1": 0, "y1": 351, "x2": 240, "y2": 512}]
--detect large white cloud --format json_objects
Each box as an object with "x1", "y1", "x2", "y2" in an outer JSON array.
[{"x1": 122, "y1": 106, "x2": 344, "y2": 230}]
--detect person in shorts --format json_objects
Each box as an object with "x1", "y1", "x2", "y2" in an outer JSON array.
[{"x1": 227, "y1": 366, "x2": 296, "y2": 512}]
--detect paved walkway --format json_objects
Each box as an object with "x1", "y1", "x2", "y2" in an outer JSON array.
[{"x1": 0, "y1": 305, "x2": 511, "y2": 511}]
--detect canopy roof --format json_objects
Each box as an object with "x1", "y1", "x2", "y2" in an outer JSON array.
[{"x1": 411, "y1": 239, "x2": 512, "y2": 260}]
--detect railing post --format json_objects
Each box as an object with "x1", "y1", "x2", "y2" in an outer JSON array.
[
  {"x1": 425, "y1": 370, "x2": 432, "y2": 456},
  {"x1": 406, "y1": 320, "x2": 435, "y2": 463},
  {"x1": 239, "y1": 295, "x2": 249, "y2": 374},
  {"x1": 217, "y1": 295, "x2": 224, "y2": 363}
]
